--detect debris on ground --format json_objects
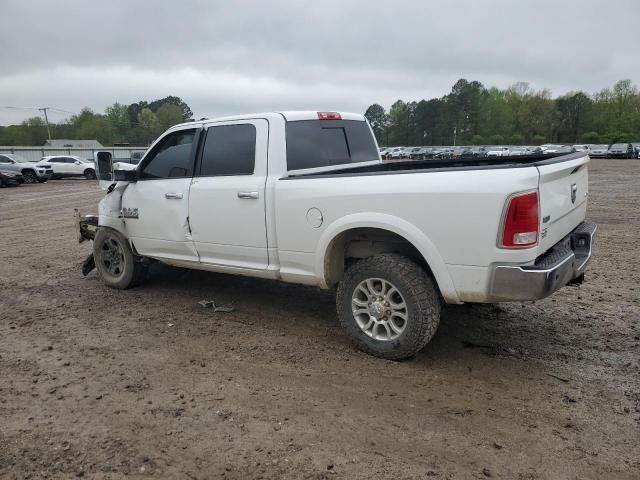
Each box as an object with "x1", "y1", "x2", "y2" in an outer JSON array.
[{"x1": 198, "y1": 299, "x2": 234, "y2": 313}]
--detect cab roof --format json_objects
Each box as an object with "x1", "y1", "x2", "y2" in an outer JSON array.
[{"x1": 171, "y1": 111, "x2": 365, "y2": 129}]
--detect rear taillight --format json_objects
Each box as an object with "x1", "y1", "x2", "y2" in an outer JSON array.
[
  {"x1": 317, "y1": 111, "x2": 341, "y2": 120},
  {"x1": 500, "y1": 191, "x2": 539, "y2": 248}
]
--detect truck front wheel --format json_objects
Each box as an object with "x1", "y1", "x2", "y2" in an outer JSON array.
[
  {"x1": 93, "y1": 228, "x2": 147, "y2": 289},
  {"x1": 336, "y1": 253, "x2": 441, "y2": 360}
]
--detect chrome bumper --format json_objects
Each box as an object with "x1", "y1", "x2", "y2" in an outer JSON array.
[{"x1": 489, "y1": 220, "x2": 597, "y2": 302}]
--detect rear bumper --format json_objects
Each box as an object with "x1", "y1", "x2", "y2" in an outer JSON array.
[{"x1": 488, "y1": 220, "x2": 596, "y2": 302}]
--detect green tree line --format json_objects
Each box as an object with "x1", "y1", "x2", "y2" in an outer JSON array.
[
  {"x1": 365, "y1": 79, "x2": 640, "y2": 146},
  {"x1": 0, "y1": 96, "x2": 194, "y2": 146}
]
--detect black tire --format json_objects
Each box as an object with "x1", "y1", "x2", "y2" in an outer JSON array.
[
  {"x1": 84, "y1": 168, "x2": 96, "y2": 180},
  {"x1": 22, "y1": 170, "x2": 37, "y2": 184},
  {"x1": 93, "y1": 228, "x2": 148, "y2": 289},
  {"x1": 38, "y1": 176, "x2": 48, "y2": 183},
  {"x1": 336, "y1": 253, "x2": 441, "y2": 360}
]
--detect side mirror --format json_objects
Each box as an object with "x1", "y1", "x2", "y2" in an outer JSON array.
[{"x1": 95, "y1": 151, "x2": 113, "y2": 181}]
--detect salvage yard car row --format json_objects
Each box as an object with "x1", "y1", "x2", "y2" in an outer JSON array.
[
  {"x1": 0, "y1": 153, "x2": 97, "y2": 187},
  {"x1": 380, "y1": 143, "x2": 640, "y2": 160}
]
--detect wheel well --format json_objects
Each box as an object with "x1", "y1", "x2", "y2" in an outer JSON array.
[
  {"x1": 21, "y1": 168, "x2": 35, "y2": 174},
  {"x1": 324, "y1": 228, "x2": 434, "y2": 288},
  {"x1": 84, "y1": 167, "x2": 95, "y2": 172}
]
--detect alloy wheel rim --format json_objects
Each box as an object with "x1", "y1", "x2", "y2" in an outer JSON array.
[
  {"x1": 100, "y1": 237, "x2": 125, "y2": 277},
  {"x1": 351, "y1": 278, "x2": 408, "y2": 341}
]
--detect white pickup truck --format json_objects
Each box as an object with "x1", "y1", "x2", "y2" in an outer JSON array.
[{"x1": 79, "y1": 111, "x2": 596, "y2": 360}]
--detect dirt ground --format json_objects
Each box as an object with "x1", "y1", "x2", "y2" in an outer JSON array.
[{"x1": 1, "y1": 159, "x2": 639, "y2": 480}]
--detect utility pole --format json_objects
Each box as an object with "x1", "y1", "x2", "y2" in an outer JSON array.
[
  {"x1": 453, "y1": 127, "x2": 457, "y2": 147},
  {"x1": 39, "y1": 107, "x2": 52, "y2": 143}
]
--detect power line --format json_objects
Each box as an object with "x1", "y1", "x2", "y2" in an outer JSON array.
[
  {"x1": 0, "y1": 105, "x2": 77, "y2": 141},
  {"x1": 0, "y1": 105, "x2": 78, "y2": 115}
]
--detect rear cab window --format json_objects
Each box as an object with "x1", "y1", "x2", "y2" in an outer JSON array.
[{"x1": 286, "y1": 120, "x2": 379, "y2": 171}]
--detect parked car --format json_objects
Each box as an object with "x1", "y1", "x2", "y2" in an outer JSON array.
[
  {"x1": 0, "y1": 153, "x2": 52, "y2": 183},
  {"x1": 386, "y1": 147, "x2": 405, "y2": 160},
  {"x1": 403, "y1": 147, "x2": 422, "y2": 159},
  {"x1": 470, "y1": 146, "x2": 488, "y2": 157},
  {"x1": 588, "y1": 144, "x2": 609, "y2": 158},
  {"x1": 408, "y1": 147, "x2": 431, "y2": 160},
  {"x1": 572, "y1": 145, "x2": 589, "y2": 152},
  {"x1": 486, "y1": 147, "x2": 510, "y2": 157},
  {"x1": 554, "y1": 145, "x2": 575, "y2": 154},
  {"x1": 633, "y1": 143, "x2": 640, "y2": 159},
  {"x1": 541, "y1": 145, "x2": 563, "y2": 154},
  {"x1": 117, "y1": 151, "x2": 147, "y2": 165},
  {"x1": 607, "y1": 143, "x2": 634, "y2": 159},
  {"x1": 79, "y1": 110, "x2": 596, "y2": 360},
  {"x1": 432, "y1": 148, "x2": 453, "y2": 159},
  {"x1": 0, "y1": 169, "x2": 24, "y2": 187},
  {"x1": 39, "y1": 155, "x2": 97, "y2": 179},
  {"x1": 508, "y1": 147, "x2": 527, "y2": 156}
]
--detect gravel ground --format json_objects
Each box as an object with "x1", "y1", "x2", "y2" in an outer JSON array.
[{"x1": 1, "y1": 160, "x2": 639, "y2": 479}]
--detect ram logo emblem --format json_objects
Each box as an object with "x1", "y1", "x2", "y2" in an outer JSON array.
[
  {"x1": 570, "y1": 184, "x2": 577, "y2": 204},
  {"x1": 122, "y1": 207, "x2": 139, "y2": 219}
]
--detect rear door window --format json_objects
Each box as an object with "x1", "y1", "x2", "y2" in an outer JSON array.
[
  {"x1": 286, "y1": 120, "x2": 378, "y2": 171},
  {"x1": 199, "y1": 124, "x2": 256, "y2": 176}
]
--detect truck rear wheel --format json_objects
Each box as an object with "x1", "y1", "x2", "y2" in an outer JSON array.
[
  {"x1": 93, "y1": 228, "x2": 147, "y2": 289},
  {"x1": 336, "y1": 253, "x2": 441, "y2": 360}
]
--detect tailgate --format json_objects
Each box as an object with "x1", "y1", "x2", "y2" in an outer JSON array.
[{"x1": 536, "y1": 153, "x2": 590, "y2": 252}]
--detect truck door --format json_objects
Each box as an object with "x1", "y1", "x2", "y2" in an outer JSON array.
[
  {"x1": 188, "y1": 119, "x2": 269, "y2": 270},
  {"x1": 120, "y1": 127, "x2": 200, "y2": 262}
]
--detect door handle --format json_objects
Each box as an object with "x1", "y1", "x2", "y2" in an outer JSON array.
[
  {"x1": 237, "y1": 191, "x2": 259, "y2": 199},
  {"x1": 165, "y1": 192, "x2": 183, "y2": 199}
]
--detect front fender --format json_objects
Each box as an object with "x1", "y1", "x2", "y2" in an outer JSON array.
[
  {"x1": 97, "y1": 182, "x2": 131, "y2": 238},
  {"x1": 315, "y1": 212, "x2": 461, "y2": 303}
]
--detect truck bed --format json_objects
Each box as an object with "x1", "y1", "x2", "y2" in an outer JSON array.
[{"x1": 283, "y1": 152, "x2": 585, "y2": 179}]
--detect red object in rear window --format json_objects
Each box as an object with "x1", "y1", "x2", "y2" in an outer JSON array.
[
  {"x1": 500, "y1": 191, "x2": 539, "y2": 248},
  {"x1": 317, "y1": 112, "x2": 341, "y2": 120}
]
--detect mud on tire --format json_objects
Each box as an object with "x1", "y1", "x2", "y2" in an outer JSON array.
[{"x1": 336, "y1": 253, "x2": 441, "y2": 360}]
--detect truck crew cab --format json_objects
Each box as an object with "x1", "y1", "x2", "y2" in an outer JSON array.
[{"x1": 80, "y1": 111, "x2": 596, "y2": 360}]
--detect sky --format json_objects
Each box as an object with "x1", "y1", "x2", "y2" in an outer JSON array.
[{"x1": 0, "y1": 0, "x2": 638, "y2": 126}]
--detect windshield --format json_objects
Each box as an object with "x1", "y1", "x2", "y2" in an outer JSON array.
[{"x1": 611, "y1": 144, "x2": 627, "y2": 149}]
